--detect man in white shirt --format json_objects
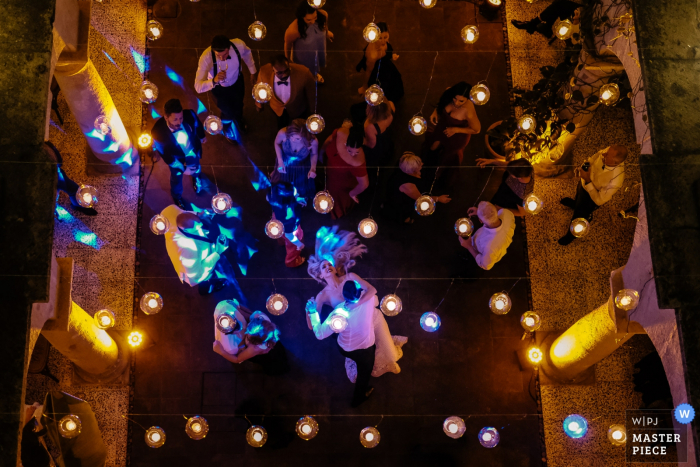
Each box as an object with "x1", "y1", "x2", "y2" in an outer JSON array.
[
  {"x1": 255, "y1": 55, "x2": 315, "y2": 129},
  {"x1": 460, "y1": 201, "x2": 516, "y2": 270},
  {"x1": 558, "y1": 145, "x2": 627, "y2": 245},
  {"x1": 306, "y1": 280, "x2": 377, "y2": 407},
  {"x1": 195, "y1": 35, "x2": 257, "y2": 142},
  {"x1": 161, "y1": 204, "x2": 233, "y2": 295}
]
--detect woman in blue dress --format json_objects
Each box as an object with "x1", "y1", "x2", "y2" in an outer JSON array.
[
  {"x1": 272, "y1": 118, "x2": 318, "y2": 202},
  {"x1": 285, "y1": 1, "x2": 334, "y2": 83}
]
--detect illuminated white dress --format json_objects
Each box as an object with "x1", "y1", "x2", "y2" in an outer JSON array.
[{"x1": 345, "y1": 305, "x2": 408, "y2": 382}]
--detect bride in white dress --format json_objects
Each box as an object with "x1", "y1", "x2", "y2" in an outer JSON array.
[{"x1": 306, "y1": 226, "x2": 407, "y2": 381}]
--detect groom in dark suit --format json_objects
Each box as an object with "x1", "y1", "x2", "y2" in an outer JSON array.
[
  {"x1": 255, "y1": 55, "x2": 315, "y2": 130},
  {"x1": 152, "y1": 99, "x2": 207, "y2": 208}
]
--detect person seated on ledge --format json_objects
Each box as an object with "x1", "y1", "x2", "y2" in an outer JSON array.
[
  {"x1": 383, "y1": 152, "x2": 451, "y2": 224},
  {"x1": 558, "y1": 144, "x2": 627, "y2": 246},
  {"x1": 459, "y1": 201, "x2": 515, "y2": 271},
  {"x1": 511, "y1": 0, "x2": 584, "y2": 41},
  {"x1": 476, "y1": 158, "x2": 534, "y2": 217},
  {"x1": 160, "y1": 204, "x2": 235, "y2": 295}
]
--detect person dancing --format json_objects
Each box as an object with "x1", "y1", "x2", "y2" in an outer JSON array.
[
  {"x1": 424, "y1": 82, "x2": 481, "y2": 192},
  {"x1": 305, "y1": 227, "x2": 406, "y2": 407}
]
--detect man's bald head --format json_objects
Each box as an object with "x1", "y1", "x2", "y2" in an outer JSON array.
[
  {"x1": 176, "y1": 212, "x2": 202, "y2": 232},
  {"x1": 608, "y1": 145, "x2": 628, "y2": 165},
  {"x1": 477, "y1": 201, "x2": 499, "y2": 225}
]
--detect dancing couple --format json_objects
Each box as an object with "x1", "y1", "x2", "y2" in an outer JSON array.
[{"x1": 305, "y1": 227, "x2": 407, "y2": 407}]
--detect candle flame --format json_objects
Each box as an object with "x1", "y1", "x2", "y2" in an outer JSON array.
[
  {"x1": 210, "y1": 122, "x2": 219, "y2": 131},
  {"x1": 477, "y1": 91, "x2": 486, "y2": 101},
  {"x1": 258, "y1": 89, "x2": 267, "y2": 99},
  {"x1": 368, "y1": 30, "x2": 376, "y2": 41},
  {"x1": 254, "y1": 28, "x2": 262, "y2": 39},
  {"x1": 365, "y1": 432, "x2": 374, "y2": 441},
  {"x1": 420, "y1": 201, "x2": 429, "y2": 211}
]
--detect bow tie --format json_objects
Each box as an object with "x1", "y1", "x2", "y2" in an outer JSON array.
[{"x1": 277, "y1": 80, "x2": 289, "y2": 86}]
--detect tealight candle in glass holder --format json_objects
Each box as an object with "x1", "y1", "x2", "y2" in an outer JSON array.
[
  {"x1": 360, "y1": 426, "x2": 380, "y2": 448},
  {"x1": 358, "y1": 218, "x2": 378, "y2": 238},
  {"x1": 266, "y1": 293, "x2": 289, "y2": 316},
  {"x1": 150, "y1": 214, "x2": 170, "y2": 235},
  {"x1": 478, "y1": 426, "x2": 500, "y2": 448},
  {"x1": 306, "y1": 114, "x2": 325, "y2": 134},
  {"x1": 252, "y1": 82, "x2": 273, "y2": 104},
  {"x1": 140, "y1": 292, "x2": 163, "y2": 315},
  {"x1": 308, "y1": 0, "x2": 326, "y2": 7},
  {"x1": 265, "y1": 219, "x2": 285, "y2": 239},
  {"x1": 248, "y1": 21, "x2": 267, "y2": 41},
  {"x1": 94, "y1": 115, "x2": 111, "y2": 135},
  {"x1": 58, "y1": 414, "x2": 82, "y2": 439},
  {"x1": 470, "y1": 83, "x2": 490, "y2": 105},
  {"x1": 489, "y1": 292, "x2": 511, "y2": 315},
  {"x1": 408, "y1": 115, "x2": 428, "y2": 135},
  {"x1": 246, "y1": 426, "x2": 268, "y2": 447},
  {"x1": 94, "y1": 308, "x2": 116, "y2": 329},
  {"x1": 454, "y1": 217, "x2": 474, "y2": 237},
  {"x1": 443, "y1": 416, "x2": 466, "y2": 439},
  {"x1": 145, "y1": 426, "x2": 166, "y2": 447},
  {"x1": 520, "y1": 311, "x2": 541, "y2": 332},
  {"x1": 415, "y1": 195, "x2": 436, "y2": 216},
  {"x1": 146, "y1": 20, "x2": 164, "y2": 41},
  {"x1": 204, "y1": 115, "x2": 223, "y2": 135},
  {"x1": 296, "y1": 416, "x2": 319, "y2": 440},
  {"x1": 313, "y1": 191, "x2": 334, "y2": 213},
  {"x1": 211, "y1": 193, "x2": 233, "y2": 214},
  {"x1": 461, "y1": 25, "x2": 479, "y2": 44},
  {"x1": 365, "y1": 84, "x2": 385, "y2": 106},
  {"x1": 523, "y1": 193, "x2": 543, "y2": 215},
  {"x1": 139, "y1": 80, "x2": 159, "y2": 103},
  {"x1": 570, "y1": 218, "x2": 590, "y2": 237},
  {"x1": 517, "y1": 114, "x2": 536, "y2": 134},
  {"x1": 363, "y1": 23, "x2": 381, "y2": 43},
  {"x1": 420, "y1": 311, "x2": 441, "y2": 332},
  {"x1": 380, "y1": 294, "x2": 402, "y2": 316},
  {"x1": 186, "y1": 416, "x2": 209, "y2": 440},
  {"x1": 615, "y1": 288, "x2": 639, "y2": 311},
  {"x1": 76, "y1": 185, "x2": 99, "y2": 208},
  {"x1": 554, "y1": 19, "x2": 573, "y2": 40}
]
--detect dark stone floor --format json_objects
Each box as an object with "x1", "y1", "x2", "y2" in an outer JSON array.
[{"x1": 131, "y1": 1, "x2": 542, "y2": 465}]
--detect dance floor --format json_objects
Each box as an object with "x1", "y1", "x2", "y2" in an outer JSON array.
[{"x1": 131, "y1": 1, "x2": 542, "y2": 465}]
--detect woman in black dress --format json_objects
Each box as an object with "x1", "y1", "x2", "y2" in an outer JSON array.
[
  {"x1": 383, "y1": 152, "x2": 451, "y2": 223},
  {"x1": 356, "y1": 22, "x2": 404, "y2": 103},
  {"x1": 477, "y1": 158, "x2": 534, "y2": 216}
]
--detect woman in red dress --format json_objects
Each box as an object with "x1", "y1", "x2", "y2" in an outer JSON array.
[
  {"x1": 424, "y1": 82, "x2": 481, "y2": 192},
  {"x1": 321, "y1": 120, "x2": 369, "y2": 219}
]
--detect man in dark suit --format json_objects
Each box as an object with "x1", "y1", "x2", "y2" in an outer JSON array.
[
  {"x1": 255, "y1": 55, "x2": 315, "y2": 130},
  {"x1": 152, "y1": 99, "x2": 207, "y2": 209}
]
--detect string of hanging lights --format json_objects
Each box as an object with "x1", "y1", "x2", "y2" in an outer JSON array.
[
  {"x1": 409, "y1": 52, "x2": 438, "y2": 136},
  {"x1": 358, "y1": 168, "x2": 381, "y2": 238},
  {"x1": 306, "y1": 52, "x2": 326, "y2": 134},
  {"x1": 248, "y1": 0, "x2": 267, "y2": 41}
]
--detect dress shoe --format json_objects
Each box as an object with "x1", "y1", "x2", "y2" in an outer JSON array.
[
  {"x1": 558, "y1": 232, "x2": 576, "y2": 246},
  {"x1": 511, "y1": 19, "x2": 539, "y2": 34},
  {"x1": 73, "y1": 205, "x2": 98, "y2": 216},
  {"x1": 351, "y1": 386, "x2": 374, "y2": 408},
  {"x1": 193, "y1": 176, "x2": 203, "y2": 195},
  {"x1": 173, "y1": 197, "x2": 187, "y2": 210},
  {"x1": 536, "y1": 21, "x2": 554, "y2": 38},
  {"x1": 560, "y1": 197, "x2": 575, "y2": 209}
]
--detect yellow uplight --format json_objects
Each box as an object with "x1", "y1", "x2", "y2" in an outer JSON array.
[{"x1": 552, "y1": 335, "x2": 576, "y2": 358}]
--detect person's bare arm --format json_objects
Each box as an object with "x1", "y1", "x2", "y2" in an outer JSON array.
[
  {"x1": 284, "y1": 22, "x2": 300, "y2": 59},
  {"x1": 274, "y1": 129, "x2": 287, "y2": 172},
  {"x1": 364, "y1": 122, "x2": 377, "y2": 149},
  {"x1": 464, "y1": 102, "x2": 481, "y2": 134},
  {"x1": 346, "y1": 273, "x2": 377, "y2": 306},
  {"x1": 335, "y1": 129, "x2": 364, "y2": 167},
  {"x1": 308, "y1": 139, "x2": 319, "y2": 178}
]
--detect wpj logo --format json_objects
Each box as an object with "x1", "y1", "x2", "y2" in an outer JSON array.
[{"x1": 626, "y1": 409, "x2": 688, "y2": 463}]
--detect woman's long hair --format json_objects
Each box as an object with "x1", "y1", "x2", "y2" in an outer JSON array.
[
  {"x1": 307, "y1": 226, "x2": 367, "y2": 283},
  {"x1": 296, "y1": 1, "x2": 327, "y2": 39},
  {"x1": 345, "y1": 103, "x2": 367, "y2": 149},
  {"x1": 286, "y1": 118, "x2": 314, "y2": 148},
  {"x1": 437, "y1": 81, "x2": 472, "y2": 115}
]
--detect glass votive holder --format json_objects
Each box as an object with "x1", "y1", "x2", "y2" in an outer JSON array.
[
  {"x1": 140, "y1": 292, "x2": 163, "y2": 315},
  {"x1": 365, "y1": 84, "x2": 385, "y2": 106},
  {"x1": 420, "y1": 311, "x2": 441, "y2": 332},
  {"x1": 570, "y1": 218, "x2": 590, "y2": 237},
  {"x1": 185, "y1": 416, "x2": 209, "y2": 440},
  {"x1": 266, "y1": 293, "x2": 289, "y2": 316},
  {"x1": 523, "y1": 193, "x2": 544, "y2": 214},
  {"x1": 306, "y1": 114, "x2": 325, "y2": 134},
  {"x1": 212, "y1": 193, "x2": 233, "y2": 214},
  {"x1": 313, "y1": 191, "x2": 334, "y2": 213},
  {"x1": 94, "y1": 308, "x2": 116, "y2": 330},
  {"x1": 58, "y1": 414, "x2": 82, "y2": 439},
  {"x1": 296, "y1": 416, "x2": 319, "y2": 440},
  {"x1": 246, "y1": 425, "x2": 268, "y2": 447},
  {"x1": 478, "y1": 426, "x2": 500, "y2": 448},
  {"x1": 265, "y1": 219, "x2": 285, "y2": 239},
  {"x1": 470, "y1": 82, "x2": 490, "y2": 105},
  {"x1": 520, "y1": 311, "x2": 541, "y2": 332},
  {"x1": 455, "y1": 217, "x2": 474, "y2": 237},
  {"x1": 360, "y1": 426, "x2": 380, "y2": 448},
  {"x1": 615, "y1": 288, "x2": 639, "y2": 311},
  {"x1": 563, "y1": 414, "x2": 588, "y2": 439},
  {"x1": 145, "y1": 426, "x2": 166, "y2": 447},
  {"x1": 248, "y1": 21, "x2": 266, "y2": 41},
  {"x1": 139, "y1": 80, "x2": 158, "y2": 104},
  {"x1": 150, "y1": 214, "x2": 170, "y2": 235},
  {"x1": 608, "y1": 424, "x2": 627, "y2": 445},
  {"x1": 358, "y1": 218, "x2": 378, "y2": 238},
  {"x1": 443, "y1": 416, "x2": 466, "y2": 439},
  {"x1": 204, "y1": 115, "x2": 223, "y2": 135},
  {"x1": 489, "y1": 292, "x2": 511, "y2": 315},
  {"x1": 380, "y1": 294, "x2": 402, "y2": 316},
  {"x1": 252, "y1": 82, "x2": 272, "y2": 104},
  {"x1": 76, "y1": 185, "x2": 99, "y2": 208},
  {"x1": 415, "y1": 195, "x2": 436, "y2": 216},
  {"x1": 461, "y1": 25, "x2": 479, "y2": 44}
]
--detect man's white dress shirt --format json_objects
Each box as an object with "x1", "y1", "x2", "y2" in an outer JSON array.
[
  {"x1": 194, "y1": 39, "x2": 257, "y2": 93},
  {"x1": 472, "y1": 209, "x2": 516, "y2": 271},
  {"x1": 309, "y1": 293, "x2": 378, "y2": 352},
  {"x1": 582, "y1": 147, "x2": 625, "y2": 206},
  {"x1": 161, "y1": 205, "x2": 220, "y2": 286},
  {"x1": 273, "y1": 75, "x2": 291, "y2": 104}
]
